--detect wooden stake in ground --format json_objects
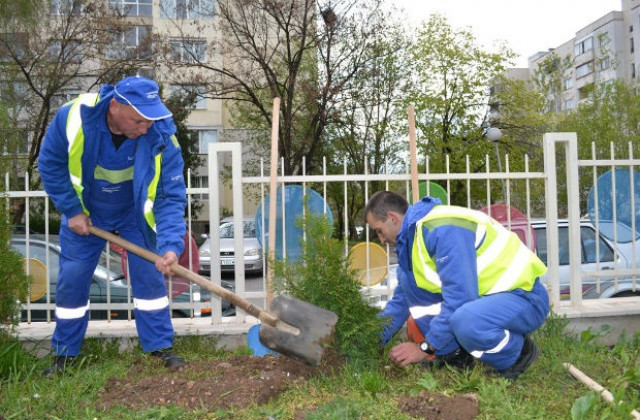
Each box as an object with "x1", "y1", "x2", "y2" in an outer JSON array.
[
  {"x1": 408, "y1": 105, "x2": 419, "y2": 204},
  {"x1": 267, "y1": 97, "x2": 281, "y2": 306},
  {"x1": 563, "y1": 362, "x2": 640, "y2": 419}
]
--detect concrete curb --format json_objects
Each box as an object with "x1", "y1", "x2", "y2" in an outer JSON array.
[{"x1": 13, "y1": 317, "x2": 257, "y2": 357}]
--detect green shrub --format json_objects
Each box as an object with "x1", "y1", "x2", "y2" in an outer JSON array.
[
  {"x1": 0, "y1": 334, "x2": 37, "y2": 379},
  {"x1": 0, "y1": 200, "x2": 30, "y2": 330},
  {"x1": 272, "y1": 212, "x2": 388, "y2": 368}
]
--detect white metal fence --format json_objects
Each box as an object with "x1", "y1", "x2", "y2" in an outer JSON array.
[{"x1": 5, "y1": 132, "x2": 640, "y2": 331}]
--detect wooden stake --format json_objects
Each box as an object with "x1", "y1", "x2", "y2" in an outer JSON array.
[
  {"x1": 563, "y1": 363, "x2": 640, "y2": 419},
  {"x1": 408, "y1": 105, "x2": 419, "y2": 203},
  {"x1": 267, "y1": 97, "x2": 280, "y2": 306}
]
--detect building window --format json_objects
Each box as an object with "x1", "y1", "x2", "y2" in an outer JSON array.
[
  {"x1": 0, "y1": 80, "x2": 29, "y2": 105},
  {"x1": 170, "y1": 85, "x2": 207, "y2": 109},
  {"x1": 161, "y1": 0, "x2": 216, "y2": 19},
  {"x1": 46, "y1": 39, "x2": 82, "y2": 63},
  {"x1": 575, "y1": 62, "x2": 593, "y2": 78},
  {"x1": 633, "y1": 63, "x2": 636, "y2": 79},
  {"x1": 107, "y1": 26, "x2": 152, "y2": 60},
  {"x1": 50, "y1": 0, "x2": 82, "y2": 15},
  {"x1": 198, "y1": 129, "x2": 218, "y2": 154},
  {"x1": 564, "y1": 99, "x2": 575, "y2": 111},
  {"x1": 574, "y1": 37, "x2": 593, "y2": 56},
  {"x1": 0, "y1": 33, "x2": 28, "y2": 62},
  {"x1": 564, "y1": 76, "x2": 573, "y2": 90},
  {"x1": 2, "y1": 128, "x2": 29, "y2": 156},
  {"x1": 631, "y1": 25, "x2": 634, "y2": 32},
  {"x1": 170, "y1": 39, "x2": 206, "y2": 63},
  {"x1": 109, "y1": 0, "x2": 152, "y2": 16},
  {"x1": 596, "y1": 57, "x2": 611, "y2": 71},
  {"x1": 191, "y1": 175, "x2": 209, "y2": 200},
  {"x1": 632, "y1": 38, "x2": 635, "y2": 54}
]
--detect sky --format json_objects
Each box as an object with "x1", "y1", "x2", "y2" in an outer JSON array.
[{"x1": 394, "y1": 0, "x2": 622, "y2": 68}]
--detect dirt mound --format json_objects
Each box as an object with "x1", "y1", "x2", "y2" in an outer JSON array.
[
  {"x1": 397, "y1": 391, "x2": 479, "y2": 420},
  {"x1": 97, "y1": 355, "x2": 478, "y2": 419}
]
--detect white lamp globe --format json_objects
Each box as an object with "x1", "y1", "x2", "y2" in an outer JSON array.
[{"x1": 486, "y1": 127, "x2": 502, "y2": 142}]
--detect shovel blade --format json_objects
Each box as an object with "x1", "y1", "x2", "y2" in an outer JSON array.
[{"x1": 258, "y1": 295, "x2": 338, "y2": 365}]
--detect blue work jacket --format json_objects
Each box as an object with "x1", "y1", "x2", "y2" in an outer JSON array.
[
  {"x1": 38, "y1": 84, "x2": 187, "y2": 257},
  {"x1": 380, "y1": 196, "x2": 543, "y2": 355}
]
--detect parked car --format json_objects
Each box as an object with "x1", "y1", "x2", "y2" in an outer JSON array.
[
  {"x1": 12, "y1": 235, "x2": 235, "y2": 321},
  {"x1": 199, "y1": 216, "x2": 264, "y2": 275},
  {"x1": 528, "y1": 219, "x2": 640, "y2": 299}
]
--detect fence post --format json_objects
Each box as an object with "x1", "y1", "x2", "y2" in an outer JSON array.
[
  {"x1": 543, "y1": 132, "x2": 581, "y2": 308},
  {"x1": 208, "y1": 142, "x2": 245, "y2": 322}
]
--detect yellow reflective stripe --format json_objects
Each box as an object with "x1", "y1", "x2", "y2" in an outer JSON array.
[
  {"x1": 412, "y1": 206, "x2": 542, "y2": 295},
  {"x1": 409, "y1": 303, "x2": 442, "y2": 319},
  {"x1": 476, "y1": 225, "x2": 511, "y2": 272},
  {"x1": 485, "y1": 241, "x2": 538, "y2": 295},
  {"x1": 170, "y1": 134, "x2": 179, "y2": 148},
  {"x1": 144, "y1": 152, "x2": 162, "y2": 232},
  {"x1": 66, "y1": 93, "x2": 98, "y2": 152},
  {"x1": 55, "y1": 300, "x2": 90, "y2": 319},
  {"x1": 413, "y1": 222, "x2": 442, "y2": 289},
  {"x1": 133, "y1": 296, "x2": 169, "y2": 311},
  {"x1": 66, "y1": 93, "x2": 100, "y2": 215},
  {"x1": 427, "y1": 205, "x2": 490, "y2": 224},
  {"x1": 94, "y1": 165, "x2": 134, "y2": 184},
  {"x1": 421, "y1": 264, "x2": 441, "y2": 287},
  {"x1": 470, "y1": 329, "x2": 510, "y2": 358}
]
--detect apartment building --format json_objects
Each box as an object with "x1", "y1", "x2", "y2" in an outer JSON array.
[
  {"x1": 527, "y1": 0, "x2": 640, "y2": 111},
  {"x1": 1, "y1": 0, "x2": 262, "y2": 234},
  {"x1": 129, "y1": 0, "x2": 231, "y2": 234}
]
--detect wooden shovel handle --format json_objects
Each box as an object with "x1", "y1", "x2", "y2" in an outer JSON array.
[{"x1": 89, "y1": 226, "x2": 279, "y2": 327}]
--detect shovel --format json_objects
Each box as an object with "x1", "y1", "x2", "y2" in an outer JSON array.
[{"x1": 89, "y1": 226, "x2": 338, "y2": 366}]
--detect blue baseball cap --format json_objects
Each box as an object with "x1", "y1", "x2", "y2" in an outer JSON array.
[{"x1": 114, "y1": 76, "x2": 172, "y2": 121}]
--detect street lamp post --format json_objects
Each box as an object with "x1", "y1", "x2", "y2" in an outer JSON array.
[{"x1": 486, "y1": 126, "x2": 507, "y2": 201}]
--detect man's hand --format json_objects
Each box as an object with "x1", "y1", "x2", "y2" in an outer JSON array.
[
  {"x1": 389, "y1": 342, "x2": 430, "y2": 367},
  {"x1": 68, "y1": 213, "x2": 92, "y2": 235},
  {"x1": 155, "y1": 250, "x2": 178, "y2": 275}
]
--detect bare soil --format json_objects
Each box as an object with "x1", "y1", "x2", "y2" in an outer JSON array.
[{"x1": 97, "y1": 354, "x2": 478, "y2": 419}]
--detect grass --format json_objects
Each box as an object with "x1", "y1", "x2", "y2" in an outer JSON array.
[{"x1": 2, "y1": 314, "x2": 640, "y2": 419}]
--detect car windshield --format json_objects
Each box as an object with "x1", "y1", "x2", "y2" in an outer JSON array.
[
  {"x1": 595, "y1": 221, "x2": 640, "y2": 243},
  {"x1": 220, "y1": 221, "x2": 256, "y2": 239}
]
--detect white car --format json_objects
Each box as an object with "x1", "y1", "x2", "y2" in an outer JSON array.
[
  {"x1": 198, "y1": 217, "x2": 264, "y2": 275},
  {"x1": 529, "y1": 219, "x2": 640, "y2": 299}
]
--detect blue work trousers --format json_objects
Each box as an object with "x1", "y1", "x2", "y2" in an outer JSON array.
[
  {"x1": 449, "y1": 279, "x2": 549, "y2": 370},
  {"x1": 52, "y1": 215, "x2": 174, "y2": 356}
]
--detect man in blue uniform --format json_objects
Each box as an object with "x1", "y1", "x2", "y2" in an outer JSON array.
[
  {"x1": 38, "y1": 75, "x2": 187, "y2": 376},
  {"x1": 364, "y1": 191, "x2": 550, "y2": 379}
]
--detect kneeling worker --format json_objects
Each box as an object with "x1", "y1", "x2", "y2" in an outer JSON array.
[{"x1": 364, "y1": 191, "x2": 549, "y2": 379}]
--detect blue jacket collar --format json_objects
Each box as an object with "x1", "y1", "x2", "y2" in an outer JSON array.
[{"x1": 403, "y1": 196, "x2": 442, "y2": 232}]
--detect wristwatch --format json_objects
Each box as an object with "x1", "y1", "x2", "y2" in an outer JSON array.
[{"x1": 420, "y1": 341, "x2": 435, "y2": 355}]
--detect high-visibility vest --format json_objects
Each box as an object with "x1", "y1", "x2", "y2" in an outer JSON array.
[
  {"x1": 411, "y1": 205, "x2": 547, "y2": 295},
  {"x1": 65, "y1": 93, "x2": 161, "y2": 231}
]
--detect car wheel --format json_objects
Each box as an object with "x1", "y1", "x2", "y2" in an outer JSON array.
[
  {"x1": 171, "y1": 310, "x2": 189, "y2": 318},
  {"x1": 611, "y1": 291, "x2": 640, "y2": 298}
]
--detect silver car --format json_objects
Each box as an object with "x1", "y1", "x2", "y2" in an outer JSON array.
[
  {"x1": 530, "y1": 219, "x2": 640, "y2": 299},
  {"x1": 198, "y1": 217, "x2": 264, "y2": 275}
]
